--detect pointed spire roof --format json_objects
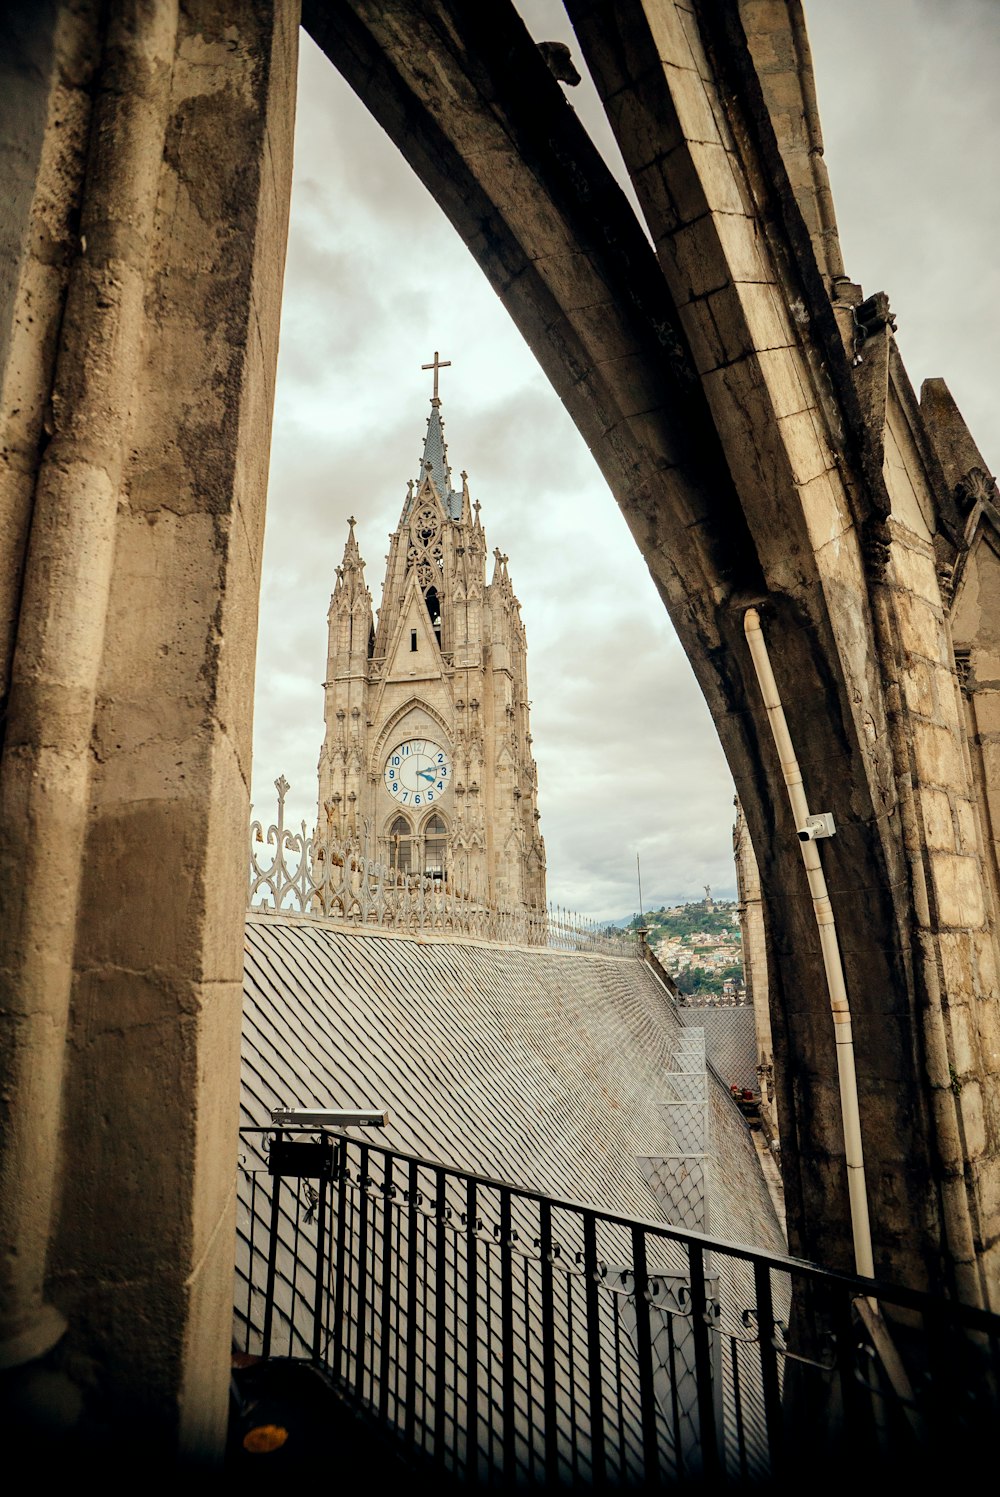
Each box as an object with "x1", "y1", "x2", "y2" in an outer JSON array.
[
  {"x1": 332, "y1": 515, "x2": 369, "y2": 604},
  {"x1": 400, "y1": 396, "x2": 465, "y2": 525},
  {"x1": 415, "y1": 398, "x2": 464, "y2": 521},
  {"x1": 342, "y1": 515, "x2": 362, "y2": 567}
]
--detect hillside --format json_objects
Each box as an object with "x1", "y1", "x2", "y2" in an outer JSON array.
[{"x1": 631, "y1": 899, "x2": 745, "y2": 1000}]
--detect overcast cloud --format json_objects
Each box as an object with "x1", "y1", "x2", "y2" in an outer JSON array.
[{"x1": 251, "y1": 1, "x2": 998, "y2": 920}]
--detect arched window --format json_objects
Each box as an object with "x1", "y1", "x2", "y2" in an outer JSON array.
[
  {"x1": 423, "y1": 812, "x2": 448, "y2": 879},
  {"x1": 425, "y1": 585, "x2": 442, "y2": 646},
  {"x1": 388, "y1": 814, "x2": 414, "y2": 875}
]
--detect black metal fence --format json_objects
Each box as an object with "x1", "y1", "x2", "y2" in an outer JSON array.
[{"x1": 234, "y1": 1130, "x2": 999, "y2": 1484}]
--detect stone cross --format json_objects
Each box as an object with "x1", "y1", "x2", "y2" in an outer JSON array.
[{"x1": 421, "y1": 349, "x2": 452, "y2": 400}]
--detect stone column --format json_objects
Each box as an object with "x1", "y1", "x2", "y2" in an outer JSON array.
[{"x1": 0, "y1": 0, "x2": 298, "y2": 1459}]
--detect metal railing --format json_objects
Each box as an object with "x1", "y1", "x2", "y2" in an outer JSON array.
[
  {"x1": 248, "y1": 776, "x2": 637, "y2": 956},
  {"x1": 234, "y1": 1131, "x2": 1000, "y2": 1483}
]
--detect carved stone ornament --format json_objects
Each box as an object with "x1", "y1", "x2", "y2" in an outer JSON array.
[
  {"x1": 936, "y1": 558, "x2": 956, "y2": 605},
  {"x1": 861, "y1": 515, "x2": 891, "y2": 580},
  {"x1": 851, "y1": 290, "x2": 896, "y2": 365},
  {"x1": 954, "y1": 649, "x2": 972, "y2": 697},
  {"x1": 955, "y1": 466, "x2": 998, "y2": 516}
]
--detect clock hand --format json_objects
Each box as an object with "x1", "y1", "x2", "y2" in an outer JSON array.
[{"x1": 417, "y1": 769, "x2": 436, "y2": 782}]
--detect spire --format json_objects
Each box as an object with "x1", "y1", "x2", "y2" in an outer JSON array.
[
  {"x1": 333, "y1": 515, "x2": 368, "y2": 602},
  {"x1": 402, "y1": 351, "x2": 464, "y2": 522},
  {"x1": 342, "y1": 515, "x2": 361, "y2": 567},
  {"x1": 398, "y1": 399, "x2": 466, "y2": 523},
  {"x1": 421, "y1": 400, "x2": 456, "y2": 511},
  {"x1": 491, "y1": 547, "x2": 511, "y2": 589}
]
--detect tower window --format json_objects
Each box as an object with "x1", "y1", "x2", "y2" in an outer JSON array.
[
  {"x1": 423, "y1": 813, "x2": 448, "y2": 880},
  {"x1": 388, "y1": 815, "x2": 414, "y2": 874},
  {"x1": 410, "y1": 629, "x2": 417, "y2": 652},
  {"x1": 425, "y1": 586, "x2": 442, "y2": 646}
]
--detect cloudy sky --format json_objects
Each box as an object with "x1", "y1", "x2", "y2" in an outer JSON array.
[{"x1": 251, "y1": 1, "x2": 998, "y2": 920}]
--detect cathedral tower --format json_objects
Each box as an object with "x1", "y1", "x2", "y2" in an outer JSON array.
[{"x1": 317, "y1": 362, "x2": 546, "y2": 910}]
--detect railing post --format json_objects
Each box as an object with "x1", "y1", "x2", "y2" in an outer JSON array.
[
  {"x1": 353, "y1": 1142, "x2": 371, "y2": 1398},
  {"x1": 753, "y1": 1258, "x2": 784, "y2": 1477},
  {"x1": 331, "y1": 1137, "x2": 348, "y2": 1382},
  {"x1": 540, "y1": 1199, "x2": 558, "y2": 1486},
  {"x1": 582, "y1": 1211, "x2": 606, "y2": 1486},
  {"x1": 465, "y1": 1177, "x2": 479, "y2": 1485},
  {"x1": 833, "y1": 1284, "x2": 874, "y2": 1463},
  {"x1": 405, "y1": 1158, "x2": 420, "y2": 1448},
  {"x1": 312, "y1": 1170, "x2": 328, "y2": 1363},
  {"x1": 261, "y1": 1130, "x2": 283, "y2": 1360},
  {"x1": 688, "y1": 1241, "x2": 723, "y2": 1480},
  {"x1": 378, "y1": 1154, "x2": 395, "y2": 1423},
  {"x1": 630, "y1": 1227, "x2": 661, "y2": 1486},
  {"x1": 500, "y1": 1187, "x2": 516, "y2": 1485},
  {"x1": 434, "y1": 1167, "x2": 448, "y2": 1461}
]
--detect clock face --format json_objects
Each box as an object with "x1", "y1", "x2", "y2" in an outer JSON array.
[{"x1": 383, "y1": 738, "x2": 451, "y2": 808}]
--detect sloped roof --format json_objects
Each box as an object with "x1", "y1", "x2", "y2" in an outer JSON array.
[{"x1": 241, "y1": 913, "x2": 782, "y2": 1255}]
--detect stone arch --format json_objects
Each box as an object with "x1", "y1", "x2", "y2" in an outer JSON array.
[
  {"x1": 385, "y1": 811, "x2": 415, "y2": 875},
  {"x1": 421, "y1": 810, "x2": 449, "y2": 879},
  {"x1": 299, "y1": 0, "x2": 999, "y2": 1300},
  {"x1": 370, "y1": 696, "x2": 452, "y2": 779}
]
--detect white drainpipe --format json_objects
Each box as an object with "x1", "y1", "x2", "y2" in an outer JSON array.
[{"x1": 743, "y1": 608, "x2": 875, "y2": 1279}]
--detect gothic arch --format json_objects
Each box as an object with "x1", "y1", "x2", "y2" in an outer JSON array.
[
  {"x1": 370, "y1": 696, "x2": 453, "y2": 779},
  {"x1": 385, "y1": 812, "x2": 415, "y2": 875}
]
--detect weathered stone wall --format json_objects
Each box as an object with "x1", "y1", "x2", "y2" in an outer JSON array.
[{"x1": 0, "y1": 0, "x2": 298, "y2": 1459}]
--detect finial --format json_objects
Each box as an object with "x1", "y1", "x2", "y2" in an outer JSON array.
[
  {"x1": 348, "y1": 514, "x2": 356, "y2": 528},
  {"x1": 421, "y1": 349, "x2": 452, "y2": 403}
]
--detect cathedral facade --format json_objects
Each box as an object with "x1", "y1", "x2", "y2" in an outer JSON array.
[{"x1": 317, "y1": 377, "x2": 546, "y2": 911}]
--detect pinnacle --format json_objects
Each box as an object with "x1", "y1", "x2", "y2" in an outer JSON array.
[{"x1": 335, "y1": 515, "x2": 366, "y2": 591}]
